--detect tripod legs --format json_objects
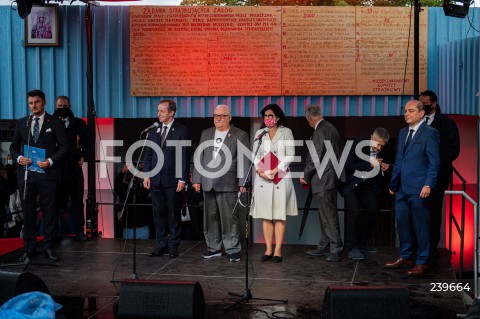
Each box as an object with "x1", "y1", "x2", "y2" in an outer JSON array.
[
  {"x1": 223, "y1": 221, "x2": 287, "y2": 311},
  {"x1": 224, "y1": 288, "x2": 287, "y2": 311}
]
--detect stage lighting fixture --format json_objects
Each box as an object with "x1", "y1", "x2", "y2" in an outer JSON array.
[
  {"x1": 17, "y1": 0, "x2": 33, "y2": 19},
  {"x1": 16, "y1": 0, "x2": 46, "y2": 19},
  {"x1": 443, "y1": 0, "x2": 471, "y2": 18}
]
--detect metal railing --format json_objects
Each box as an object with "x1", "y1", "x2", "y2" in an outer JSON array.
[
  {"x1": 444, "y1": 190, "x2": 478, "y2": 298},
  {"x1": 448, "y1": 167, "x2": 467, "y2": 281}
]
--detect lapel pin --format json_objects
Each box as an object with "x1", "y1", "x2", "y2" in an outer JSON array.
[
  {"x1": 172, "y1": 128, "x2": 175, "y2": 132},
  {"x1": 227, "y1": 134, "x2": 231, "y2": 138},
  {"x1": 156, "y1": 128, "x2": 161, "y2": 133}
]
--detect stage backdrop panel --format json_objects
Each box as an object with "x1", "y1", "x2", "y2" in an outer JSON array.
[
  {"x1": 130, "y1": 6, "x2": 427, "y2": 97},
  {"x1": 130, "y1": 6, "x2": 282, "y2": 96},
  {"x1": 355, "y1": 6, "x2": 428, "y2": 95}
]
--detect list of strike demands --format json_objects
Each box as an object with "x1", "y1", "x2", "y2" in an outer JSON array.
[
  {"x1": 281, "y1": 7, "x2": 356, "y2": 95},
  {"x1": 355, "y1": 7, "x2": 428, "y2": 95},
  {"x1": 130, "y1": 6, "x2": 282, "y2": 96},
  {"x1": 130, "y1": 6, "x2": 427, "y2": 96}
]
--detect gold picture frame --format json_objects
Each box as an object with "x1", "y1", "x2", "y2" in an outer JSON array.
[{"x1": 24, "y1": 4, "x2": 59, "y2": 47}]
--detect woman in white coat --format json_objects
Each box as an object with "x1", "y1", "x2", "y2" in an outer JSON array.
[{"x1": 250, "y1": 104, "x2": 298, "y2": 263}]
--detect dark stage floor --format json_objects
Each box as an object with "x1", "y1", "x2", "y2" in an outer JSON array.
[{"x1": 0, "y1": 238, "x2": 469, "y2": 319}]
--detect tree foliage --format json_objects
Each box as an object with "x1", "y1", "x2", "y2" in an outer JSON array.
[{"x1": 180, "y1": 0, "x2": 442, "y2": 6}]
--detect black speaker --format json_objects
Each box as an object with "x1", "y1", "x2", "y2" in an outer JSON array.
[
  {"x1": 118, "y1": 280, "x2": 205, "y2": 319},
  {"x1": 0, "y1": 271, "x2": 50, "y2": 305},
  {"x1": 443, "y1": 0, "x2": 470, "y2": 18},
  {"x1": 322, "y1": 285, "x2": 410, "y2": 319}
]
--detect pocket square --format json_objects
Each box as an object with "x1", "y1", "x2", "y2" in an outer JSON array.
[{"x1": 46, "y1": 128, "x2": 52, "y2": 132}]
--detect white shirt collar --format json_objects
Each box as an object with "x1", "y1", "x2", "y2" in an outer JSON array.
[
  {"x1": 425, "y1": 112, "x2": 436, "y2": 125},
  {"x1": 162, "y1": 119, "x2": 174, "y2": 130},
  {"x1": 314, "y1": 118, "x2": 323, "y2": 130}
]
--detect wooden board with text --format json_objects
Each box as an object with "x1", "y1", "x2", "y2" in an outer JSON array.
[{"x1": 130, "y1": 6, "x2": 427, "y2": 96}]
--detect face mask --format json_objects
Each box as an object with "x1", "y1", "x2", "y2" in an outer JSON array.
[
  {"x1": 55, "y1": 108, "x2": 70, "y2": 118},
  {"x1": 7, "y1": 159, "x2": 13, "y2": 165},
  {"x1": 423, "y1": 104, "x2": 433, "y2": 115},
  {"x1": 264, "y1": 117, "x2": 277, "y2": 128}
]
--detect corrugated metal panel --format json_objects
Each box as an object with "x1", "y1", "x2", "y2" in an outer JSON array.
[
  {"x1": 0, "y1": 6, "x2": 478, "y2": 119},
  {"x1": 438, "y1": 36, "x2": 480, "y2": 115}
]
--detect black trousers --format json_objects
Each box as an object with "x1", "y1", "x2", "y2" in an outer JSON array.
[
  {"x1": 19, "y1": 173, "x2": 58, "y2": 253},
  {"x1": 343, "y1": 184, "x2": 379, "y2": 250},
  {"x1": 57, "y1": 174, "x2": 85, "y2": 234}
]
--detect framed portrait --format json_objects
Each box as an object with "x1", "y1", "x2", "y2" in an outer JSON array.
[{"x1": 24, "y1": 4, "x2": 59, "y2": 47}]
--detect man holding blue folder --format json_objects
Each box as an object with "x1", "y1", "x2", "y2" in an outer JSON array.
[{"x1": 10, "y1": 89, "x2": 68, "y2": 262}]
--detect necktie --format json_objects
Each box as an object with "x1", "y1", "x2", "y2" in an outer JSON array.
[
  {"x1": 160, "y1": 126, "x2": 167, "y2": 148},
  {"x1": 425, "y1": 116, "x2": 430, "y2": 124},
  {"x1": 403, "y1": 129, "x2": 414, "y2": 154},
  {"x1": 33, "y1": 117, "x2": 40, "y2": 143}
]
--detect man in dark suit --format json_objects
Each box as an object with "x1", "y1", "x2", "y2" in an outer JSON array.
[
  {"x1": 300, "y1": 105, "x2": 344, "y2": 262},
  {"x1": 53, "y1": 95, "x2": 93, "y2": 242},
  {"x1": 192, "y1": 105, "x2": 249, "y2": 263},
  {"x1": 419, "y1": 90, "x2": 460, "y2": 254},
  {"x1": 339, "y1": 128, "x2": 390, "y2": 261},
  {"x1": 10, "y1": 89, "x2": 68, "y2": 262},
  {"x1": 143, "y1": 99, "x2": 189, "y2": 259},
  {"x1": 386, "y1": 100, "x2": 440, "y2": 276}
]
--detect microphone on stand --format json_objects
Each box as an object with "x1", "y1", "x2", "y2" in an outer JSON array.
[
  {"x1": 141, "y1": 122, "x2": 159, "y2": 134},
  {"x1": 254, "y1": 128, "x2": 269, "y2": 141},
  {"x1": 27, "y1": 114, "x2": 33, "y2": 127}
]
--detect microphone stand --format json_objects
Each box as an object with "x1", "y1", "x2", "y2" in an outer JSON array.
[
  {"x1": 23, "y1": 116, "x2": 33, "y2": 201},
  {"x1": 117, "y1": 129, "x2": 151, "y2": 280},
  {"x1": 224, "y1": 135, "x2": 288, "y2": 311}
]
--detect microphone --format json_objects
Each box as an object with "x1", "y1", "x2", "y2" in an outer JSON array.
[
  {"x1": 27, "y1": 114, "x2": 33, "y2": 127},
  {"x1": 141, "y1": 122, "x2": 159, "y2": 134},
  {"x1": 255, "y1": 128, "x2": 269, "y2": 141}
]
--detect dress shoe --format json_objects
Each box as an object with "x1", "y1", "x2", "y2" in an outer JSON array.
[
  {"x1": 326, "y1": 253, "x2": 340, "y2": 262},
  {"x1": 385, "y1": 257, "x2": 414, "y2": 269},
  {"x1": 75, "y1": 232, "x2": 88, "y2": 242},
  {"x1": 260, "y1": 254, "x2": 273, "y2": 262},
  {"x1": 18, "y1": 252, "x2": 36, "y2": 263},
  {"x1": 148, "y1": 247, "x2": 168, "y2": 257},
  {"x1": 273, "y1": 256, "x2": 283, "y2": 263},
  {"x1": 169, "y1": 249, "x2": 179, "y2": 258},
  {"x1": 44, "y1": 249, "x2": 59, "y2": 261},
  {"x1": 407, "y1": 264, "x2": 430, "y2": 276},
  {"x1": 306, "y1": 248, "x2": 327, "y2": 256}
]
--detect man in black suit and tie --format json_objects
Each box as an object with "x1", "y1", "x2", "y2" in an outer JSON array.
[
  {"x1": 10, "y1": 90, "x2": 68, "y2": 262},
  {"x1": 53, "y1": 95, "x2": 93, "y2": 242},
  {"x1": 143, "y1": 99, "x2": 190, "y2": 259},
  {"x1": 419, "y1": 90, "x2": 460, "y2": 255},
  {"x1": 339, "y1": 128, "x2": 390, "y2": 261}
]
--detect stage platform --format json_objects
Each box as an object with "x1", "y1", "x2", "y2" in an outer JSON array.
[{"x1": 0, "y1": 238, "x2": 469, "y2": 318}]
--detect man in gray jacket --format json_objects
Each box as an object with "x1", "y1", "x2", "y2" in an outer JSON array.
[
  {"x1": 192, "y1": 105, "x2": 250, "y2": 262},
  {"x1": 300, "y1": 105, "x2": 344, "y2": 262}
]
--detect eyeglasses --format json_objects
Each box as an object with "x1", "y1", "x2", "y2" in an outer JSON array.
[
  {"x1": 264, "y1": 114, "x2": 275, "y2": 119},
  {"x1": 213, "y1": 114, "x2": 230, "y2": 119}
]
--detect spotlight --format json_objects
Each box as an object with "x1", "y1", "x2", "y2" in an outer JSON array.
[
  {"x1": 443, "y1": 0, "x2": 471, "y2": 18},
  {"x1": 17, "y1": 0, "x2": 33, "y2": 19},
  {"x1": 16, "y1": 0, "x2": 46, "y2": 19}
]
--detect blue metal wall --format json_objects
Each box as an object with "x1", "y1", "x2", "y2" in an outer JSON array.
[
  {"x1": 438, "y1": 36, "x2": 480, "y2": 115},
  {"x1": 0, "y1": 6, "x2": 479, "y2": 119}
]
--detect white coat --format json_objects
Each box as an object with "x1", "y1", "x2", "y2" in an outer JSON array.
[{"x1": 250, "y1": 126, "x2": 298, "y2": 220}]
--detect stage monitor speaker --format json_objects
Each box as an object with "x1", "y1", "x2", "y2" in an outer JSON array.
[
  {"x1": 0, "y1": 271, "x2": 50, "y2": 305},
  {"x1": 118, "y1": 280, "x2": 205, "y2": 319},
  {"x1": 443, "y1": 0, "x2": 470, "y2": 18},
  {"x1": 322, "y1": 285, "x2": 410, "y2": 319}
]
